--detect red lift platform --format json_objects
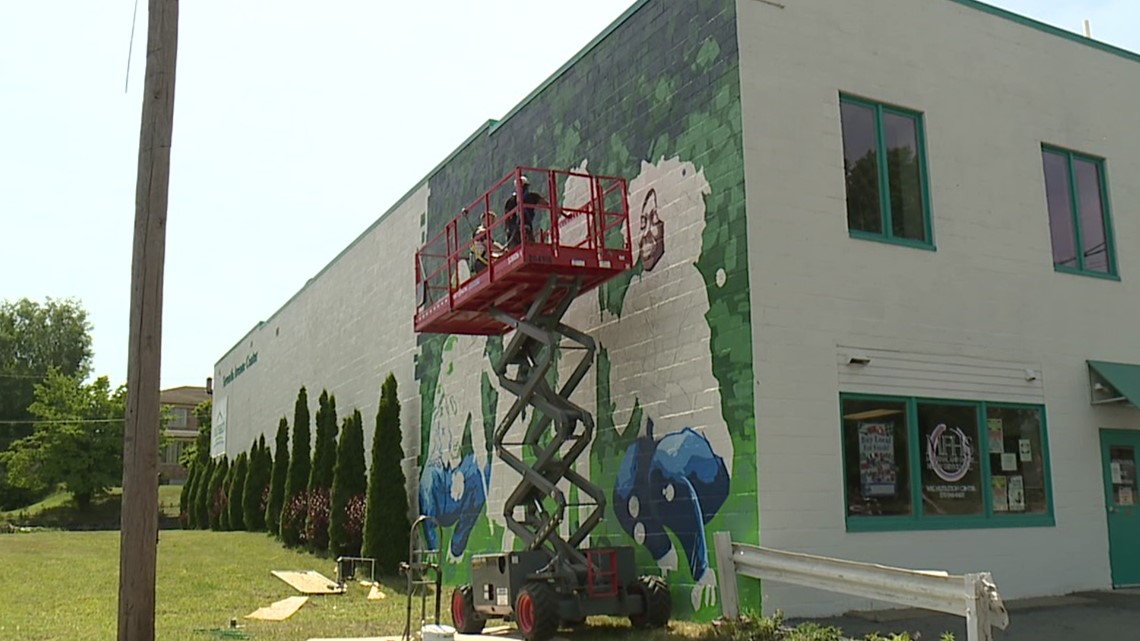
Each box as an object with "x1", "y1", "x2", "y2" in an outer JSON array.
[
  {"x1": 413, "y1": 169, "x2": 670, "y2": 640},
  {"x1": 413, "y1": 166, "x2": 633, "y2": 335}
]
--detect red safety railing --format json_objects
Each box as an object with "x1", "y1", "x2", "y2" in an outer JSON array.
[{"x1": 414, "y1": 166, "x2": 632, "y2": 334}]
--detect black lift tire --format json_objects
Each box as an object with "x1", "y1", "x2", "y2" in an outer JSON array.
[
  {"x1": 628, "y1": 575, "x2": 671, "y2": 628},
  {"x1": 515, "y1": 581, "x2": 560, "y2": 641},
  {"x1": 451, "y1": 584, "x2": 486, "y2": 634}
]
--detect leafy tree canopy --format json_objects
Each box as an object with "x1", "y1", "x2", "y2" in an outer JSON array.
[{"x1": 1, "y1": 370, "x2": 125, "y2": 509}]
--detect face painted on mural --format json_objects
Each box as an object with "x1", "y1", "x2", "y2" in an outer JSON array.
[{"x1": 638, "y1": 188, "x2": 665, "y2": 271}]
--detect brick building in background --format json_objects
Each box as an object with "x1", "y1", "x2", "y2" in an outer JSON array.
[
  {"x1": 159, "y1": 386, "x2": 208, "y2": 483},
  {"x1": 211, "y1": 0, "x2": 1140, "y2": 618}
]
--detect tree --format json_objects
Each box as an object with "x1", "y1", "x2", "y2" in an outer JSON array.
[
  {"x1": 281, "y1": 387, "x2": 311, "y2": 546},
  {"x1": 220, "y1": 458, "x2": 236, "y2": 531},
  {"x1": 309, "y1": 390, "x2": 338, "y2": 492},
  {"x1": 266, "y1": 417, "x2": 289, "y2": 536},
  {"x1": 329, "y1": 409, "x2": 367, "y2": 557},
  {"x1": 0, "y1": 298, "x2": 93, "y2": 509},
  {"x1": 363, "y1": 374, "x2": 410, "y2": 572},
  {"x1": 243, "y1": 436, "x2": 270, "y2": 531},
  {"x1": 180, "y1": 400, "x2": 212, "y2": 526},
  {"x1": 207, "y1": 456, "x2": 229, "y2": 530},
  {"x1": 181, "y1": 462, "x2": 199, "y2": 528},
  {"x1": 194, "y1": 456, "x2": 216, "y2": 529},
  {"x1": 228, "y1": 452, "x2": 248, "y2": 531},
  {"x1": 1, "y1": 370, "x2": 125, "y2": 510},
  {"x1": 306, "y1": 390, "x2": 338, "y2": 551}
]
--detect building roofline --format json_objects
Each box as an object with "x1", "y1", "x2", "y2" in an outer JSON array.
[
  {"x1": 216, "y1": 0, "x2": 1140, "y2": 367},
  {"x1": 215, "y1": 0, "x2": 655, "y2": 367},
  {"x1": 948, "y1": 0, "x2": 1140, "y2": 65}
]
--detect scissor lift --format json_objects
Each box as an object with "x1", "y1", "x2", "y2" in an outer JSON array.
[{"x1": 414, "y1": 168, "x2": 671, "y2": 641}]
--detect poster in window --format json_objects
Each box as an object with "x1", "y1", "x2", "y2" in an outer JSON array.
[
  {"x1": 987, "y1": 418, "x2": 1004, "y2": 453},
  {"x1": 858, "y1": 422, "x2": 897, "y2": 497},
  {"x1": 1009, "y1": 475, "x2": 1025, "y2": 512},
  {"x1": 1111, "y1": 462, "x2": 1124, "y2": 485},
  {"x1": 1019, "y1": 438, "x2": 1033, "y2": 462},
  {"x1": 992, "y1": 476, "x2": 1008, "y2": 512},
  {"x1": 1001, "y1": 452, "x2": 1018, "y2": 472},
  {"x1": 1119, "y1": 487, "x2": 1136, "y2": 506}
]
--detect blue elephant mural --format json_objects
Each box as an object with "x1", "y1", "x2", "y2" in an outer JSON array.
[{"x1": 613, "y1": 420, "x2": 730, "y2": 582}]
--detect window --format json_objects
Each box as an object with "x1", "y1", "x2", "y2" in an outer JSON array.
[
  {"x1": 841, "y1": 395, "x2": 1053, "y2": 531},
  {"x1": 840, "y1": 95, "x2": 933, "y2": 248},
  {"x1": 165, "y1": 407, "x2": 189, "y2": 428},
  {"x1": 1042, "y1": 146, "x2": 1117, "y2": 277},
  {"x1": 161, "y1": 440, "x2": 186, "y2": 465}
]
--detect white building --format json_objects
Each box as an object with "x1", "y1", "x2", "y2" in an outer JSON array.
[{"x1": 214, "y1": 0, "x2": 1140, "y2": 618}]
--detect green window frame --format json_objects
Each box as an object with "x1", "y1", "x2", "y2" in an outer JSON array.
[
  {"x1": 1041, "y1": 145, "x2": 1119, "y2": 279},
  {"x1": 839, "y1": 94, "x2": 935, "y2": 250},
  {"x1": 840, "y1": 394, "x2": 1055, "y2": 532}
]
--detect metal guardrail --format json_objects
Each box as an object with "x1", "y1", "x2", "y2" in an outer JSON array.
[{"x1": 713, "y1": 532, "x2": 1010, "y2": 641}]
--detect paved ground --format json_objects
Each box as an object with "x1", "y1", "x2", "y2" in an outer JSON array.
[
  {"x1": 787, "y1": 590, "x2": 1140, "y2": 640},
  {"x1": 311, "y1": 591, "x2": 1140, "y2": 641}
]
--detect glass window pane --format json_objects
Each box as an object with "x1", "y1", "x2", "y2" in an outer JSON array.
[
  {"x1": 986, "y1": 407, "x2": 1048, "y2": 515},
  {"x1": 1075, "y1": 159, "x2": 1110, "y2": 273},
  {"x1": 918, "y1": 403, "x2": 983, "y2": 516},
  {"x1": 1043, "y1": 151, "x2": 1077, "y2": 268},
  {"x1": 883, "y1": 112, "x2": 926, "y2": 242},
  {"x1": 841, "y1": 102, "x2": 882, "y2": 234},
  {"x1": 842, "y1": 398, "x2": 911, "y2": 517},
  {"x1": 1109, "y1": 446, "x2": 1138, "y2": 506}
]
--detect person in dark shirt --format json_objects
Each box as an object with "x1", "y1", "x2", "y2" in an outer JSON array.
[{"x1": 503, "y1": 176, "x2": 548, "y2": 248}]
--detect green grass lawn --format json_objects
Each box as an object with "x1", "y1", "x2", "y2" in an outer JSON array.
[{"x1": 0, "y1": 530, "x2": 707, "y2": 641}]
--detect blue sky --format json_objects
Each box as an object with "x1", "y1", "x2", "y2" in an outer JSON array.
[{"x1": 1, "y1": 0, "x2": 1136, "y2": 389}]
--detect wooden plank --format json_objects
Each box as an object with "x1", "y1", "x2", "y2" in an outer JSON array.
[
  {"x1": 246, "y1": 596, "x2": 310, "y2": 621},
  {"x1": 271, "y1": 570, "x2": 345, "y2": 594}
]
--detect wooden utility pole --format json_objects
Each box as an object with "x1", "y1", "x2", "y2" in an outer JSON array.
[{"x1": 119, "y1": 0, "x2": 178, "y2": 639}]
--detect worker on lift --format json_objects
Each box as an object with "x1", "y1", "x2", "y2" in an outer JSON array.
[
  {"x1": 469, "y1": 213, "x2": 504, "y2": 275},
  {"x1": 503, "y1": 176, "x2": 548, "y2": 248}
]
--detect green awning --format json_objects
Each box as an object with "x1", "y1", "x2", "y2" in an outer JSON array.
[{"x1": 1088, "y1": 360, "x2": 1140, "y2": 406}]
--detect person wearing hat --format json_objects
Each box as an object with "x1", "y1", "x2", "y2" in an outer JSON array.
[
  {"x1": 469, "y1": 212, "x2": 503, "y2": 275},
  {"x1": 503, "y1": 175, "x2": 548, "y2": 249}
]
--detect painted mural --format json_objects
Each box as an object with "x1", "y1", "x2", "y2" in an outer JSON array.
[{"x1": 413, "y1": 0, "x2": 757, "y2": 619}]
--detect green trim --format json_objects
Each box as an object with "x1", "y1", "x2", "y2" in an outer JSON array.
[
  {"x1": 947, "y1": 0, "x2": 1140, "y2": 66},
  {"x1": 1041, "y1": 144, "x2": 1118, "y2": 279},
  {"x1": 840, "y1": 394, "x2": 1056, "y2": 533},
  {"x1": 489, "y1": 0, "x2": 653, "y2": 134},
  {"x1": 839, "y1": 94, "x2": 934, "y2": 250},
  {"x1": 1088, "y1": 361, "x2": 1140, "y2": 407}
]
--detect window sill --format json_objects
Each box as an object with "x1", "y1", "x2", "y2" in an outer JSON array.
[
  {"x1": 849, "y1": 230, "x2": 936, "y2": 252},
  {"x1": 846, "y1": 513, "x2": 1055, "y2": 532},
  {"x1": 1054, "y1": 265, "x2": 1120, "y2": 281}
]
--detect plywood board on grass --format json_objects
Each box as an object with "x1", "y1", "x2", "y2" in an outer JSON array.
[
  {"x1": 271, "y1": 570, "x2": 345, "y2": 594},
  {"x1": 246, "y1": 596, "x2": 309, "y2": 621}
]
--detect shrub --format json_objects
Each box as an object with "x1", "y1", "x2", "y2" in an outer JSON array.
[
  {"x1": 281, "y1": 387, "x2": 311, "y2": 546},
  {"x1": 329, "y1": 410, "x2": 367, "y2": 557},
  {"x1": 362, "y1": 374, "x2": 410, "y2": 573},
  {"x1": 266, "y1": 418, "x2": 289, "y2": 535}
]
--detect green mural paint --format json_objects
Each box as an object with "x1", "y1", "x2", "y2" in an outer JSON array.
[{"x1": 413, "y1": 0, "x2": 759, "y2": 620}]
